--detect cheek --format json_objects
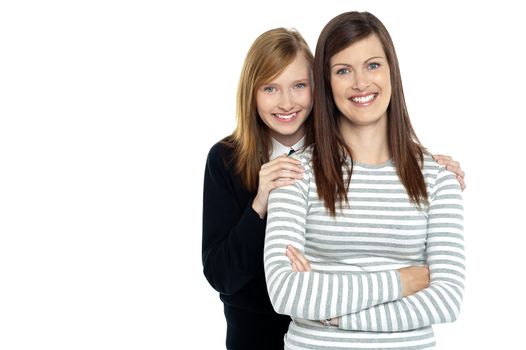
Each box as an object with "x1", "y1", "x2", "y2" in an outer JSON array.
[
  {"x1": 256, "y1": 93, "x2": 271, "y2": 112},
  {"x1": 380, "y1": 77, "x2": 391, "y2": 100},
  {"x1": 290, "y1": 89, "x2": 311, "y2": 108},
  {"x1": 330, "y1": 80, "x2": 345, "y2": 99},
  {"x1": 299, "y1": 90, "x2": 313, "y2": 107},
  {"x1": 379, "y1": 70, "x2": 391, "y2": 92},
  {"x1": 329, "y1": 79, "x2": 337, "y2": 95},
  {"x1": 256, "y1": 101, "x2": 270, "y2": 122}
]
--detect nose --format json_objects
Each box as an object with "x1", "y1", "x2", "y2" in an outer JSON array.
[
  {"x1": 278, "y1": 91, "x2": 294, "y2": 111},
  {"x1": 352, "y1": 70, "x2": 370, "y2": 91}
]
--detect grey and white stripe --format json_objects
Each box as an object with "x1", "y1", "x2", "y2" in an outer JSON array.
[{"x1": 264, "y1": 146, "x2": 464, "y2": 349}]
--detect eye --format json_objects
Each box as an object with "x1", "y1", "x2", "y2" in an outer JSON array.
[
  {"x1": 294, "y1": 82, "x2": 307, "y2": 89},
  {"x1": 263, "y1": 86, "x2": 276, "y2": 93},
  {"x1": 336, "y1": 67, "x2": 351, "y2": 75},
  {"x1": 368, "y1": 62, "x2": 380, "y2": 70}
]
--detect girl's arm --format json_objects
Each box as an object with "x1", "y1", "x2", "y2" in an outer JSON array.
[{"x1": 202, "y1": 143, "x2": 267, "y2": 295}]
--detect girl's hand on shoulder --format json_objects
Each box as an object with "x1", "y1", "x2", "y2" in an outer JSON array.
[
  {"x1": 433, "y1": 154, "x2": 466, "y2": 191},
  {"x1": 252, "y1": 155, "x2": 304, "y2": 218},
  {"x1": 286, "y1": 245, "x2": 311, "y2": 272}
]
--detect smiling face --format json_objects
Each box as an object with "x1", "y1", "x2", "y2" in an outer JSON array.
[
  {"x1": 330, "y1": 34, "x2": 391, "y2": 129},
  {"x1": 256, "y1": 53, "x2": 312, "y2": 146}
]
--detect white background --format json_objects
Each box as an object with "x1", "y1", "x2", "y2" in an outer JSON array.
[{"x1": 1, "y1": 0, "x2": 524, "y2": 349}]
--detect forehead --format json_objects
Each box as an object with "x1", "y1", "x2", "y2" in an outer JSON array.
[
  {"x1": 330, "y1": 34, "x2": 386, "y2": 63},
  {"x1": 267, "y1": 54, "x2": 311, "y2": 84}
]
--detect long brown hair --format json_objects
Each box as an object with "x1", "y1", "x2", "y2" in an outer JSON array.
[
  {"x1": 312, "y1": 11, "x2": 428, "y2": 215},
  {"x1": 223, "y1": 28, "x2": 314, "y2": 191}
]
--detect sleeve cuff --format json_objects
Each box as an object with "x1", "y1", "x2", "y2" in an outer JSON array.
[{"x1": 392, "y1": 270, "x2": 402, "y2": 300}]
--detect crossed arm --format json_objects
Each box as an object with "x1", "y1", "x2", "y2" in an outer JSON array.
[{"x1": 265, "y1": 165, "x2": 464, "y2": 332}]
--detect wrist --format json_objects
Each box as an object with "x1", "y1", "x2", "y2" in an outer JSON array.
[
  {"x1": 321, "y1": 318, "x2": 332, "y2": 326},
  {"x1": 251, "y1": 198, "x2": 266, "y2": 219}
]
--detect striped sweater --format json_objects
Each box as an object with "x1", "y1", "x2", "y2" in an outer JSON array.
[{"x1": 264, "y1": 146, "x2": 465, "y2": 350}]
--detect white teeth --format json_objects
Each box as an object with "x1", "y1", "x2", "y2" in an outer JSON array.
[
  {"x1": 275, "y1": 112, "x2": 296, "y2": 120},
  {"x1": 351, "y1": 94, "x2": 376, "y2": 103}
]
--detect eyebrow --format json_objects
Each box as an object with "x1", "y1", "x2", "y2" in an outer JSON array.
[
  {"x1": 261, "y1": 78, "x2": 310, "y2": 86},
  {"x1": 331, "y1": 56, "x2": 385, "y2": 69}
]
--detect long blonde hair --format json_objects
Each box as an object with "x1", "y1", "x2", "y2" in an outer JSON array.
[{"x1": 224, "y1": 28, "x2": 314, "y2": 191}]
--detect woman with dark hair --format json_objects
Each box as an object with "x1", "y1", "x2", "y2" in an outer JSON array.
[{"x1": 264, "y1": 12, "x2": 465, "y2": 349}]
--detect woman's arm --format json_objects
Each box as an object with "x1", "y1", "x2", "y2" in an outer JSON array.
[
  {"x1": 337, "y1": 167, "x2": 465, "y2": 331},
  {"x1": 264, "y1": 160, "x2": 405, "y2": 320},
  {"x1": 286, "y1": 245, "x2": 429, "y2": 298},
  {"x1": 202, "y1": 143, "x2": 267, "y2": 295}
]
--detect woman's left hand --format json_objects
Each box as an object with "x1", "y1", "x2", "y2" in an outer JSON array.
[
  {"x1": 433, "y1": 154, "x2": 466, "y2": 191},
  {"x1": 286, "y1": 245, "x2": 312, "y2": 272}
]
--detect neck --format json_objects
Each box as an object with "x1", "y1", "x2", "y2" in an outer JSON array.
[
  {"x1": 340, "y1": 118, "x2": 389, "y2": 164},
  {"x1": 271, "y1": 126, "x2": 305, "y2": 148}
]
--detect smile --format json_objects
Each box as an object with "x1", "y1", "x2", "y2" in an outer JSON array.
[
  {"x1": 350, "y1": 93, "x2": 378, "y2": 104},
  {"x1": 274, "y1": 112, "x2": 297, "y2": 120}
]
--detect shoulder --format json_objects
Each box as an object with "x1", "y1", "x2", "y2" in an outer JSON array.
[
  {"x1": 208, "y1": 137, "x2": 234, "y2": 158},
  {"x1": 206, "y1": 137, "x2": 236, "y2": 172},
  {"x1": 292, "y1": 144, "x2": 314, "y2": 168},
  {"x1": 289, "y1": 145, "x2": 314, "y2": 187},
  {"x1": 422, "y1": 153, "x2": 460, "y2": 194},
  {"x1": 422, "y1": 153, "x2": 440, "y2": 176}
]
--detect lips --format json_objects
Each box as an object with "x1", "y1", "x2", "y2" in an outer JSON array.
[
  {"x1": 350, "y1": 93, "x2": 378, "y2": 104},
  {"x1": 273, "y1": 112, "x2": 298, "y2": 121}
]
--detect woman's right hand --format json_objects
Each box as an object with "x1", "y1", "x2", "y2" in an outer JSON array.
[
  {"x1": 398, "y1": 266, "x2": 430, "y2": 297},
  {"x1": 252, "y1": 154, "x2": 304, "y2": 218},
  {"x1": 286, "y1": 245, "x2": 312, "y2": 272}
]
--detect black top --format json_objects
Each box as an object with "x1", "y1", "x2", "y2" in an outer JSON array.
[{"x1": 202, "y1": 140, "x2": 290, "y2": 350}]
